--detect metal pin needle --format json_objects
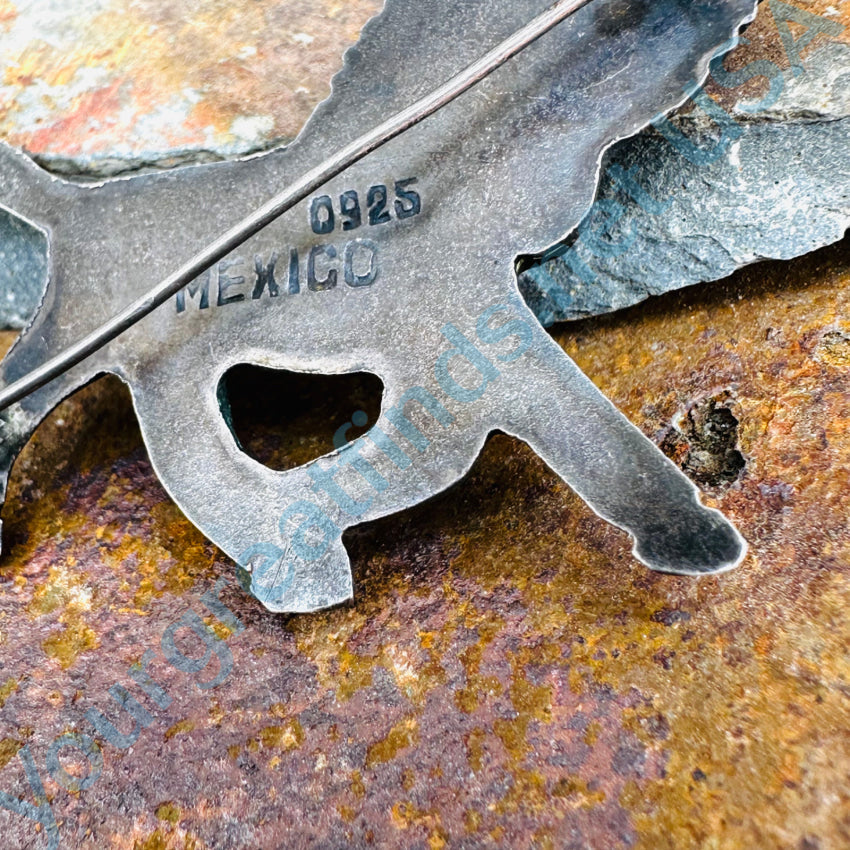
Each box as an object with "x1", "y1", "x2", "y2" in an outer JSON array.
[{"x1": 0, "y1": 0, "x2": 593, "y2": 413}]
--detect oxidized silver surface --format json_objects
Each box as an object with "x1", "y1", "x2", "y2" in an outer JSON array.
[{"x1": 0, "y1": 0, "x2": 756, "y2": 612}]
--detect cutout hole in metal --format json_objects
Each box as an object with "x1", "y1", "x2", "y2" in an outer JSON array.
[{"x1": 217, "y1": 365, "x2": 384, "y2": 472}]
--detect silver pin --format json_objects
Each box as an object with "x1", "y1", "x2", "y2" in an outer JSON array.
[{"x1": 0, "y1": 0, "x2": 756, "y2": 612}]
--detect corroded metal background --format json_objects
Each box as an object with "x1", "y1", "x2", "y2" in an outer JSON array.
[
  {"x1": 0, "y1": 237, "x2": 848, "y2": 848},
  {"x1": 0, "y1": 1, "x2": 848, "y2": 848}
]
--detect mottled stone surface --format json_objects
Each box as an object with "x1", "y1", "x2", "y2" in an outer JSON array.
[
  {"x1": 0, "y1": 232, "x2": 848, "y2": 848},
  {"x1": 0, "y1": 0, "x2": 381, "y2": 174}
]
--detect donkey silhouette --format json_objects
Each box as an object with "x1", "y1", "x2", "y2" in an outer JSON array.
[{"x1": 0, "y1": 0, "x2": 754, "y2": 611}]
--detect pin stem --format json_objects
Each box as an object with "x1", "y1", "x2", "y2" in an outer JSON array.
[{"x1": 0, "y1": 0, "x2": 593, "y2": 413}]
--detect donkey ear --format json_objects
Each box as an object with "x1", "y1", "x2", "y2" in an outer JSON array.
[{"x1": 293, "y1": 0, "x2": 522, "y2": 155}]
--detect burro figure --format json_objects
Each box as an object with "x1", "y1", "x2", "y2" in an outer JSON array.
[{"x1": 0, "y1": 0, "x2": 755, "y2": 612}]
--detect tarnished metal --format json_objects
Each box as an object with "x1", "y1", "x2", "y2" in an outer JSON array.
[
  {"x1": 0, "y1": 0, "x2": 756, "y2": 613},
  {"x1": 0, "y1": 0, "x2": 596, "y2": 412}
]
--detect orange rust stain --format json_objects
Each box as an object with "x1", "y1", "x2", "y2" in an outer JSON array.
[
  {"x1": 390, "y1": 799, "x2": 447, "y2": 848},
  {"x1": 550, "y1": 777, "x2": 607, "y2": 814},
  {"x1": 258, "y1": 718, "x2": 305, "y2": 751},
  {"x1": 0, "y1": 676, "x2": 19, "y2": 708},
  {"x1": 0, "y1": 736, "x2": 23, "y2": 769},
  {"x1": 493, "y1": 669, "x2": 552, "y2": 765},
  {"x1": 42, "y1": 617, "x2": 99, "y2": 669},
  {"x1": 465, "y1": 727, "x2": 487, "y2": 775},
  {"x1": 132, "y1": 830, "x2": 171, "y2": 850},
  {"x1": 365, "y1": 716, "x2": 418, "y2": 768},
  {"x1": 464, "y1": 808, "x2": 482, "y2": 834},
  {"x1": 350, "y1": 770, "x2": 366, "y2": 798},
  {"x1": 335, "y1": 647, "x2": 377, "y2": 701},
  {"x1": 337, "y1": 804, "x2": 356, "y2": 823},
  {"x1": 454, "y1": 619, "x2": 503, "y2": 713},
  {"x1": 154, "y1": 802, "x2": 181, "y2": 824},
  {"x1": 163, "y1": 719, "x2": 195, "y2": 741},
  {"x1": 294, "y1": 608, "x2": 447, "y2": 706},
  {"x1": 27, "y1": 561, "x2": 92, "y2": 618},
  {"x1": 495, "y1": 769, "x2": 550, "y2": 816},
  {"x1": 401, "y1": 767, "x2": 415, "y2": 791}
]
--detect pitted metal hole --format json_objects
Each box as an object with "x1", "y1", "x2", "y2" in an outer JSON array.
[
  {"x1": 815, "y1": 329, "x2": 850, "y2": 368},
  {"x1": 660, "y1": 393, "x2": 746, "y2": 491},
  {"x1": 217, "y1": 365, "x2": 384, "y2": 472}
]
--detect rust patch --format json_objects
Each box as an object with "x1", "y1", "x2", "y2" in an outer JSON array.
[
  {"x1": 366, "y1": 716, "x2": 419, "y2": 768},
  {"x1": 42, "y1": 617, "x2": 99, "y2": 669},
  {"x1": 0, "y1": 736, "x2": 23, "y2": 769},
  {"x1": 0, "y1": 677, "x2": 18, "y2": 709},
  {"x1": 659, "y1": 393, "x2": 747, "y2": 491},
  {"x1": 258, "y1": 718, "x2": 304, "y2": 751},
  {"x1": 154, "y1": 802, "x2": 181, "y2": 824},
  {"x1": 163, "y1": 719, "x2": 195, "y2": 741}
]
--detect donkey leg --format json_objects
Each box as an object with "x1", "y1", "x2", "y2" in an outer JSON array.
[
  {"x1": 491, "y1": 310, "x2": 746, "y2": 574},
  {"x1": 128, "y1": 350, "x2": 495, "y2": 613}
]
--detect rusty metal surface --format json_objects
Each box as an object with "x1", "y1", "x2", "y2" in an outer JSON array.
[
  {"x1": 0, "y1": 234, "x2": 848, "y2": 848},
  {"x1": 0, "y1": 0, "x2": 848, "y2": 847}
]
